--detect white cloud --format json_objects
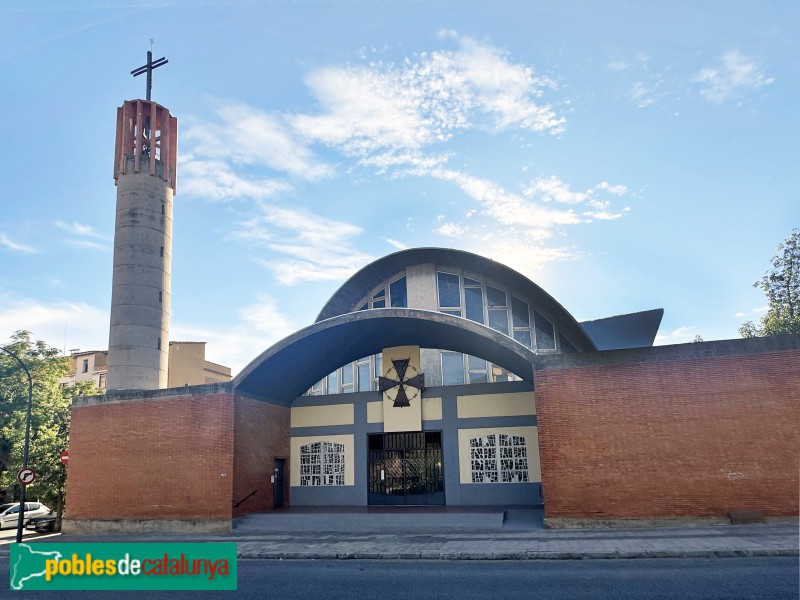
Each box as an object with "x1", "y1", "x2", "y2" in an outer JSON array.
[
  {"x1": 434, "y1": 222, "x2": 470, "y2": 237},
  {"x1": 180, "y1": 158, "x2": 292, "y2": 202},
  {"x1": 524, "y1": 176, "x2": 589, "y2": 204},
  {"x1": 385, "y1": 238, "x2": 408, "y2": 250},
  {"x1": 734, "y1": 305, "x2": 769, "y2": 317},
  {"x1": 234, "y1": 203, "x2": 373, "y2": 285},
  {"x1": 179, "y1": 33, "x2": 626, "y2": 277},
  {"x1": 172, "y1": 293, "x2": 295, "y2": 374},
  {"x1": 596, "y1": 181, "x2": 628, "y2": 196},
  {"x1": 630, "y1": 81, "x2": 655, "y2": 108},
  {"x1": 473, "y1": 238, "x2": 585, "y2": 274},
  {"x1": 0, "y1": 233, "x2": 36, "y2": 254},
  {"x1": 55, "y1": 221, "x2": 108, "y2": 239},
  {"x1": 183, "y1": 104, "x2": 333, "y2": 181},
  {"x1": 292, "y1": 66, "x2": 436, "y2": 154},
  {"x1": 422, "y1": 170, "x2": 628, "y2": 272},
  {"x1": 290, "y1": 32, "x2": 564, "y2": 159},
  {"x1": 654, "y1": 326, "x2": 702, "y2": 345},
  {"x1": 608, "y1": 60, "x2": 629, "y2": 71},
  {"x1": 0, "y1": 297, "x2": 108, "y2": 352},
  {"x1": 694, "y1": 50, "x2": 774, "y2": 104},
  {"x1": 425, "y1": 169, "x2": 629, "y2": 242},
  {"x1": 65, "y1": 239, "x2": 109, "y2": 251},
  {"x1": 0, "y1": 292, "x2": 294, "y2": 376}
]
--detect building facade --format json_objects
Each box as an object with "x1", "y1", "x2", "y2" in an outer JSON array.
[
  {"x1": 279, "y1": 248, "x2": 655, "y2": 508},
  {"x1": 60, "y1": 342, "x2": 231, "y2": 390},
  {"x1": 61, "y1": 91, "x2": 798, "y2": 533},
  {"x1": 64, "y1": 247, "x2": 800, "y2": 532}
]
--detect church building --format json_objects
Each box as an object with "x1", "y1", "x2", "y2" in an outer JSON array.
[{"x1": 62, "y1": 60, "x2": 799, "y2": 533}]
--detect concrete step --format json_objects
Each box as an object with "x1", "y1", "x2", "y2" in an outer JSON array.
[{"x1": 234, "y1": 508, "x2": 507, "y2": 532}]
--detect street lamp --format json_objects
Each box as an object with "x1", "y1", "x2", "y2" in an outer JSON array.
[{"x1": 0, "y1": 345, "x2": 33, "y2": 544}]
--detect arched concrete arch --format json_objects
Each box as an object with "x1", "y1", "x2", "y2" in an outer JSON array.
[{"x1": 234, "y1": 308, "x2": 537, "y2": 405}]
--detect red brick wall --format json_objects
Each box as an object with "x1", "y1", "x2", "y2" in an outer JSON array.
[
  {"x1": 67, "y1": 387, "x2": 235, "y2": 521},
  {"x1": 232, "y1": 395, "x2": 290, "y2": 517},
  {"x1": 535, "y1": 340, "x2": 800, "y2": 520}
]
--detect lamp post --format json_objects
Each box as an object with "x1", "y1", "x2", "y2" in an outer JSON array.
[{"x1": 0, "y1": 345, "x2": 33, "y2": 544}]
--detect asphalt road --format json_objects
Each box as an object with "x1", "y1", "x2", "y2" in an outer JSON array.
[{"x1": 0, "y1": 556, "x2": 797, "y2": 599}]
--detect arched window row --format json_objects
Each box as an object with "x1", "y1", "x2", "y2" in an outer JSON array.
[
  {"x1": 356, "y1": 275, "x2": 407, "y2": 311},
  {"x1": 437, "y1": 270, "x2": 560, "y2": 352}
]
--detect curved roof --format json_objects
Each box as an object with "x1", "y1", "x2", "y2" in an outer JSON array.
[
  {"x1": 315, "y1": 247, "x2": 596, "y2": 352},
  {"x1": 234, "y1": 308, "x2": 538, "y2": 405}
]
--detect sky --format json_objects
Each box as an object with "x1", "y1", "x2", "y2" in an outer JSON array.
[{"x1": 0, "y1": 0, "x2": 797, "y2": 374}]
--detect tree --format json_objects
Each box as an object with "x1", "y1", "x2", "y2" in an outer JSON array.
[
  {"x1": 740, "y1": 228, "x2": 800, "y2": 338},
  {"x1": 0, "y1": 331, "x2": 100, "y2": 529},
  {"x1": 692, "y1": 335, "x2": 704, "y2": 343}
]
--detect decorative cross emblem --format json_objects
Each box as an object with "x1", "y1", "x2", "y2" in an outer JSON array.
[
  {"x1": 131, "y1": 50, "x2": 168, "y2": 101},
  {"x1": 379, "y1": 358, "x2": 425, "y2": 408}
]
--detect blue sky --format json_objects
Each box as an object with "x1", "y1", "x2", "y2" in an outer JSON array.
[{"x1": 1, "y1": 1, "x2": 797, "y2": 373}]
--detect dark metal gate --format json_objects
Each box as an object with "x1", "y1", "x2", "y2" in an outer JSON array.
[{"x1": 367, "y1": 432, "x2": 444, "y2": 505}]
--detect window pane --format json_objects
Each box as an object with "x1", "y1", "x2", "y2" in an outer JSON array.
[
  {"x1": 469, "y1": 371, "x2": 488, "y2": 384},
  {"x1": 373, "y1": 288, "x2": 386, "y2": 299},
  {"x1": 488, "y1": 308, "x2": 510, "y2": 335},
  {"x1": 374, "y1": 354, "x2": 382, "y2": 379},
  {"x1": 534, "y1": 310, "x2": 556, "y2": 350},
  {"x1": 511, "y1": 296, "x2": 530, "y2": 328},
  {"x1": 358, "y1": 303, "x2": 368, "y2": 311},
  {"x1": 467, "y1": 354, "x2": 486, "y2": 371},
  {"x1": 341, "y1": 363, "x2": 354, "y2": 385},
  {"x1": 513, "y1": 330, "x2": 532, "y2": 348},
  {"x1": 358, "y1": 364, "x2": 371, "y2": 391},
  {"x1": 327, "y1": 370, "x2": 339, "y2": 394},
  {"x1": 486, "y1": 285, "x2": 506, "y2": 307},
  {"x1": 560, "y1": 334, "x2": 579, "y2": 354},
  {"x1": 437, "y1": 272, "x2": 461, "y2": 308},
  {"x1": 442, "y1": 352, "x2": 465, "y2": 385},
  {"x1": 464, "y1": 286, "x2": 484, "y2": 323},
  {"x1": 390, "y1": 277, "x2": 407, "y2": 307},
  {"x1": 442, "y1": 310, "x2": 461, "y2": 317},
  {"x1": 464, "y1": 276, "x2": 481, "y2": 286},
  {"x1": 372, "y1": 299, "x2": 385, "y2": 309}
]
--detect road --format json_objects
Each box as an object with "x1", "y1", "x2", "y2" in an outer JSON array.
[
  {"x1": 0, "y1": 556, "x2": 796, "y2": 599},
  {"x1": 0, "y1": 528, "x2": 51, "y2": 544}
]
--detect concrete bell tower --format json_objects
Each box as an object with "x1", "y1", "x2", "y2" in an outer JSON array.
[{"x1": 107, "y1": 51, "x2": 177, "y2": 390}]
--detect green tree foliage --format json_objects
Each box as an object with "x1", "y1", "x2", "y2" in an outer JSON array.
[
  {"x1": 740, "y1": 228, "x2": 800, "y2": 338},
  {"x1": 0, "y1": 331, "x2": 100, "y2": 524}
]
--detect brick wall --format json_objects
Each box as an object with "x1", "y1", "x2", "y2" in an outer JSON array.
[
  {"x1": 232, "y1": 394, "x2": 290, "y2": 517},
  {"x1": 534, "y1": 336, "x2": 800, "y2": 521},
  {"x1": 67, "y1": 385, "x2": 235, "y2": 522}
]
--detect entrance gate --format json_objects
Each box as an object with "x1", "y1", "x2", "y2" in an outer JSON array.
[{"x1": 367, "y1": 432, "x2": 444, "y2": 505}]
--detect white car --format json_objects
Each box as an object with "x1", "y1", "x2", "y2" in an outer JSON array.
[{"x1": 0, "y1": 502, "x2": 51, "y2": 529}]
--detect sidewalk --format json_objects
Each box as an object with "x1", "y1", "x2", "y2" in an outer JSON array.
[{"x1": 2, "y1": 520, "x2": 797, "y2": 561}]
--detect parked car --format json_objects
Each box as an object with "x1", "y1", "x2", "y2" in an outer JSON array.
[
  {"x1": 25, "y1": 513, "x2": 57, "y2": 533},
  {"x1": 0, "y1": 502, "x2": 51, "y2": 529}
]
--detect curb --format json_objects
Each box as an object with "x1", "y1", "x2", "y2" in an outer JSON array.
[{"x1": 236, "y1": 548, "x2": 800, "y2": 560}]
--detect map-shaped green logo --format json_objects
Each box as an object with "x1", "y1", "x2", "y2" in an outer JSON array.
[
  {"x1": 9, "y1": 542, "x2": 238, "y2": 590},
  {"x1": 10, "y1": 543, "x2": 63, "y2": 590}
]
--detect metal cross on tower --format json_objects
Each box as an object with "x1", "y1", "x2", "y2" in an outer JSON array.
[{"x1": 131, "y1": 50, "x2": 168, "y2": 101}]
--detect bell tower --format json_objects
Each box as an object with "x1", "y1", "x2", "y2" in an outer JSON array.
[{"x1": 106, "y1": 51, "x2": 177, "y2": 390}]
